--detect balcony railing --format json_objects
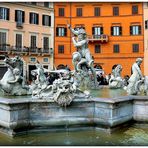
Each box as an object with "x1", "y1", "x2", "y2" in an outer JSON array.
[
  {"x1": 0, "y1": 45, "x2": 51, "y2": 55},
  {"x1": 43, "y1": 48, "x2": 49, "y2": 53},
  {"x1": 88, "y1": 34, "x2": 109, "y2": 43},
  {"x1": 16, "y1": 22, "x2": 23, "y2": 29},
  {"x1": 0, "y1": 44, "x2": 10, "y2": 52}
]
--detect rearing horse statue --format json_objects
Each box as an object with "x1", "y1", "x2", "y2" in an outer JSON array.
[{"x1": 0, "y1": 56, "x2": 30, "y2": 95}]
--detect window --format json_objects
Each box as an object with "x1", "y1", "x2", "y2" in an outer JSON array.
[
  {"x1": 43, "y1": 37, "x2": 49, "y2": 50},
  {"x1": 30, "y1": 57, "x2": 36, "y2": 62},
  {"x1": 132, "y1": 5, "x2": 138, "y2": 14},
  {"x1": 15, "y1": 10, "x2": 25, "y2": 23},
  {"x1": 43, "y1": 57, "x2": 49, "y2": 63},
  {"x1": 56, "y1": 27, "x2": 67, "y2": 36},
  {"x1": 16, "y1": 34, "x2": 22, "y2": 49},
  {"x1": 29, "y1": 12, "x2": 39, "y2": 25},
  {"x1": 0, "y1": 32, "x2": 7, "y2": 51},
  {"x1": 44, "y1": 2, "x2": 49, "y2": 8},
  {"x1": 0, "y1": 7, "x2": 9, "y2": 20},
  {"x1": 111, "y1": 26, "x2": 122, "y2": 36},
  {"x1": 94, "y1": 7, "x2": 100, "y2": 16},
  {"x1": 92, "y1": 27, "x2": 103, "y2": 36},
  {"x1": 59, "y1": 8, "x2": 64, "y2": 16},
  {"x1": 30, "y1": 35, "x2": 37, "y2": 48},
  {"x1": 113, "y1": 44, "x2": 120, "y2": 53},
  {"x1": 58, "y1": 45, "x2": 64, "y2": 53},
  {"x1": 133, "y1": 44, "x2": 139, "y2": 52},
  {"x1": 130, "y1": 25, "x2": 141, "y2": 35},
  {"x1": 31, "y1": 2, "x2": 37, "y2": 5},
  {"x1": 42, "y1": 15, "x2": 51, "y2": 26},
  {"x1": 76, "y1": 8, "x2": 82, "y2": 17},
  {"x1": 95, "y1": 45, "x2": 101, "y2": 53},
  {"x1": 113, "y1": 7, "x2": 119, "y2": 16},
  {"x1": 145, "y1": 20, "x2": 148, "y2": 29}
]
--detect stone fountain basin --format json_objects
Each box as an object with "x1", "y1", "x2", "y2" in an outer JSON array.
[{"x1": 0, "y1": 94, "x2": 147, "y2": 136}]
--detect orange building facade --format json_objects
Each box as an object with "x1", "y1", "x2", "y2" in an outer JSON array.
[{"x1": 54, "y1": 2, "x2": 144, "y2": 77}]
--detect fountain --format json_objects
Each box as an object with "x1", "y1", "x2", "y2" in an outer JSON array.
[{"x1": 0, "y1": 25, "x2": 148, "y2": 147}]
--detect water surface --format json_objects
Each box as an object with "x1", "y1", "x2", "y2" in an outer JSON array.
[{"x1": 0, "y1": 124, "x2": 148, "y2": 146}]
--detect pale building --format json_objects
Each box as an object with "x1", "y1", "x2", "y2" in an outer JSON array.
[
  {"x1": 0, "y1": 2, "x2": 54, "y2": 81},
  {"x1": 143, "y1": 2, "x2": 148, "y2": 76}
]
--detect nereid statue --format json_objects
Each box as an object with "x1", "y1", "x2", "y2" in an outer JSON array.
[
  {"x1": 0, "y1": 56, "x2": 30, "y2": 95},
  {"x1": 109, "y1": 64, "x2": 123, "y2": 89}
]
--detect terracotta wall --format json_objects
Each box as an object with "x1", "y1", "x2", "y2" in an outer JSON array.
[{"x1": 54, "y1": 2, "x2": 144, "y2": 77}]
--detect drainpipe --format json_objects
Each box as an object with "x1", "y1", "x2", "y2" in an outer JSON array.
[{"x1": 70, "y1": 2, "x2": 72, "y2": 54}]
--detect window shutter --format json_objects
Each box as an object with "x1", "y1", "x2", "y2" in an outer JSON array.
[
  {"x1": 64, "y1": 28, "x2": 67, "y2": 36},
  {"x1": 92, "y1": 27, "x2": 94, "y2": 35},
  {"x1": 29, "y1": 13, "x2": 32, "y2": 23},
  {"x1": 49, "y1": 16, "x2": 51, "y2": 26},
  {"x1": 119, "y1": 26, "x2": 122, "y2": 35},
  {"x1": 56, "y1": 27, "x2": 59, "y2": 36},
  {"x1": 130, "y1": 26, "x2": 132, "y2": 35},
  {"x1": 7, "y1": 8, "x2": 9, "y2": 20},
  {"x1": 15, "y1": 10, "x2": 18, "y2": 22},
  {"x1": 101, "y1": 27, "x2": 103, "y2": 34},
  {"x1": 145, "y1": 21, "x2": 147, "y2": 29},
  {"x1": 139, "y1": 25, "x2": 141, "y2": 34},
  {"x1": 42, "y1": 15, "x2": 45, "y2": 25},
  {"x1": 22, "y1": 11, "x2": 25, "y2": 23},
  {"x1": 111, "y1": 27, "x2": 113, "y2": 35},
  {"x1": 37, "y1": 14, "x2": 39, "y2": 24}
]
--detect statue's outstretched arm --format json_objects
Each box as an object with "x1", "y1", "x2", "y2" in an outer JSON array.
[
  {"x1": 72, "y1": 37, "x2": 86, "y2": 47},
  {"x1": 67, "y1": 24, "x2": 79, "y2": 36}
]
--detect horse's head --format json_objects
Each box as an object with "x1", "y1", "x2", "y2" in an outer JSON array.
[{"x1": 4, "y1": 56, "x2": 23, "y2": 69}]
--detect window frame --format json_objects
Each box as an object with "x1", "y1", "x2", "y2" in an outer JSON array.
[
  {"x1": 111, "y1": 26, "x2": 122, "y2": 36},
  {"x1": 59, "y1": 8, "x2": 65, "y2": 16},
  {"x1": 15, "y1": 10, "x2": 25, "y2": 23},
  {"x1": 76, "y1": 8, "x2": 82, "y2": 17},
  {"x1": 95, "y1": 44, "x2": 101, "y2": 53},
  {"x1": 58, "y1": 45, "x2": 64, "y2": 54},
  {"x1": 56, "y1": 27, "x2": 67, "y2": 37},
  {"x1": 0, "y1": 7, "x2": 9, "y2": 20},
  {"x1": 15, "y1": 33, "x2": 23, "y2": 49},
  {"x1": 113, "y1": 44, "x2": 120, "y2": 53},
  {"x1": 113, "y1": 6, "x2": 119, "y2": 16},
  {"x1": 94, "y1": 7, "x2": 100, "y2": 16},
  {"x1": 132, "y1": 5, "x2": 138, "y2": 15},
  {"x1": 130, "y1": 25, "x2": 141, "y2": 35},
  {"x1": 43, "y1": 36, "x2": 50, "y2": 50},
  {"x1": 42, "y1": 14, "x2": 51, "y2": 26},
  {"x1": 132, "y1": 44, "x2": 139, "y2": 53},
  {"x1": 29, "y1": 12, "x2": 39, "y2": 25}
]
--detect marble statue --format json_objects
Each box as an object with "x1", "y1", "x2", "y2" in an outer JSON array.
[
  {"x1": 0, "y1": 56, "x2": 30, "y2": 95},
  {"x1": 127, "y1": 58, "x2": 145, "y2": 95},
  {"x1": 67, "y1": 24, "x2": 98, "y2": 88},
  {"x1": 109, "y1": 64, "x2": 123, "y2": 89},
  {"x1": 30, "y1": 66, "x2": 90, "y2": 106},
  {"x1": 30, "y1": 62, "x2": 49, "y2": 98}
]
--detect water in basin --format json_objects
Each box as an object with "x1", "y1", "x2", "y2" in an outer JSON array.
[{"x1": 0, "y1": 124, "x2": 148, "y2": 146}]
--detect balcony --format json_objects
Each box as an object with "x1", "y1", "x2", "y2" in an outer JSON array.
[
  {"x1": 88, "y1": 34, "x2": 109, "y2": 43},
  {"x1": 0, "y1": 44, "x2": 10, "y2": 53},
  {"x1": 42, "y1": 48, "x2": 50, "y2": 55},
  {"x1": 16, "y1": 22, "x2": 23, "y2": 29},
  {"x1": 0, "y1": 45, "x2": 51, "y2": 56}
]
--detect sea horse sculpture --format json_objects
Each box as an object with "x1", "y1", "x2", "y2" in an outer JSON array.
[{"x1": 0, "y1": 56, "x2": 30, "y2": 95}]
